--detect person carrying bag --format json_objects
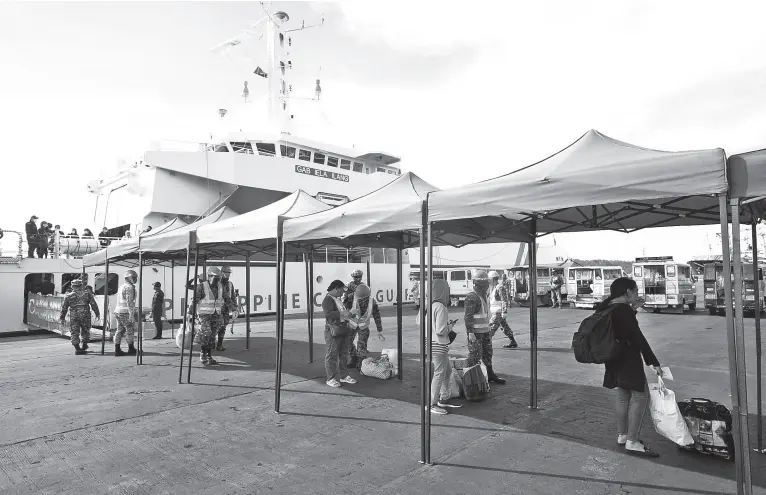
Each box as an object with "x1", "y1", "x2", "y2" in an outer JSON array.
[{"x1": 322, "y1": 280, "x2": 356, "y2": 388}]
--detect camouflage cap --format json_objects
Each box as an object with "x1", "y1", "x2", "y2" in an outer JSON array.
[{"x1": 71, "y1": 279, "x2": 83, "y2": 287}]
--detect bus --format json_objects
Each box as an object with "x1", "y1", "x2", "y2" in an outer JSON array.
[
  {"x1": 567, "y1": 266, "x2": 625, "y2": 309},
  {"x1": 703, "y1": 262, "x2": 765, "y2": 315}
]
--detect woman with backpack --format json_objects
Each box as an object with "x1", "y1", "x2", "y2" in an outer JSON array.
[
  {"x1": 322, "y1": 280, "x2": 357, "y2": 388},
  {"x1": 600, "y1": 277, "x2": 663, "y2": 457},
  {"x1": 422, "y1": 279, "x2": 462, "y2": 415}
]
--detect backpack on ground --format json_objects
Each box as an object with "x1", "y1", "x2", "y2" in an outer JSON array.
[
  {"x1": 571, "y1": 305, "x2": 621, "y2": 364},
  {"x1": 462, "y1": 363, "x2": 489, "y2": 401},
  {"x1": 677, "y1": 398, "x2": 735, "y2": 461}
]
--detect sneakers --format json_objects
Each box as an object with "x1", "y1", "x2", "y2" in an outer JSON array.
[
  {"x1": 326, "y1": 379, "x2": 341, "y2": 388},
  {"x1": 617, "y1": 434, "x2": 627, "y2": 445},
  {"x1": 430, "y1": 406, "x2": 448, "y2": 415},
  {"x1": 625, "y1": 440, "x2": 659, "y2": 458},
  {"x1": 339, "y1": 376, "x2": 357, "y2": 385},
  {"x1": 437, "y1": 399, "x2": 462, "y2": 409}
]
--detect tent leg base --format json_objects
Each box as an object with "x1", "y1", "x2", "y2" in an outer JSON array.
[
  {"x1": 755, "y1": 449, "x2": 766, "y2": 454},
  {"x1": 418, "y1": 461, "x2": 433, "y2": 466}
]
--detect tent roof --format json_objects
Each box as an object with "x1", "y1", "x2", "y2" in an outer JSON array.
[
  {"x1": 728, "y1": 149, "x2": 766, "y2": 223},
  {"x1": 283, "y1": 172, "x2": 437, "y2": 249},
  {"x1": 82, "y1": 217, "x2": 188, "y2": 267},
  {"x1": 427, "y1": 130, "x2": 729, "y2": 246},
  {"x1": 138, "y1": 206, "x2": 238, "y2": 255},
  {"x1": 195, "y1": 190, "x2": 331, "y2": 256}
]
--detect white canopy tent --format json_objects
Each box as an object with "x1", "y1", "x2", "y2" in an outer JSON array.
[
  {"x1": 422, "y1": 130, "x2": 753, "y2": 492},
  {"x1": 138, "y1": 206, "x2": 238, "y2": 257},
  {"x1": 82, "y1": 216, "x2": 188, "y2": 267}
]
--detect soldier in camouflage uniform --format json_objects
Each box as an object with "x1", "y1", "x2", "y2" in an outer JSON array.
[
  {"x1": 347, "y1": 283, "x2": 384, "y2": 370},
  {"x1": 217, "y1": 264, "x2": 238, "y2": 351},
  {"x1": 59, "y1": 278, "x2": 100, "y2": 355},
  {"x1": 113, "y1": 270, "x2": 139, "y2": 357},
  {"x1": 189, "y1": 266, "x2": 233, "y2": 365},
  {"x1": 488, "y1": 271, "x2": 518, "y2": 349},
  {"x1": 464, "y1": 269, "x2": 506, "y2": 385},
  {"x1": 342, "y1": 269, "x2": 364, "y2": 368}
]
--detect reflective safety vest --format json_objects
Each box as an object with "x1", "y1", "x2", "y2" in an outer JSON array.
[
  {"x1": 197, "y1": 281, "x2": 224, "y2": 315},
  {"x1": 469, "y1": 291, "x2": 489, "y2": 328},
  {"x1": 489, "y1": 286, "x2": 504, "y2": 314},
  {"x1": 114, "y1": 283, "x2": 135, "y2": 314},
  {"x1": 348, "y1": 296, "x2": 373, "y2": 330}
]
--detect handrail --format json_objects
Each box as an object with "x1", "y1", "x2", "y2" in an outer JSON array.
[{"x1": 0, "y1": 230, "x2": 23, "y2": 264}]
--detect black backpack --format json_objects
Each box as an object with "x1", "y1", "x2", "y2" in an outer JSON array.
[{"x1": 572, "y1": 305, "x2": 622, "y2": 364}]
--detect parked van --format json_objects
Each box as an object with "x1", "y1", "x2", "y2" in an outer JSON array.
[
  {"x1": 703, "y1": 262, "x2": 765, "y2": 315},
  {"x1": 632, "y1": 256, "x2": 696, "y2": 313},
  {"x1": 567, "y1": 266, "x2": 625, "y2": 309},
  {"x1": 408, "y1": 267, "x2": 480, "y2": 306},
  {"x1": 504, "y1": 264, "x2": 568, "y2": 307}
]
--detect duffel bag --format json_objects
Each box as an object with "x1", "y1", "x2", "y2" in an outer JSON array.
[
  {"x1": 360, "y1": 355, "x2": 394, "y2": 380},
  {"x1": 677, "y1": 398, "x2": 735, "y2": 461},
  {"x1": 462, "y1": 364, "x2": 489, "y2": 402}
]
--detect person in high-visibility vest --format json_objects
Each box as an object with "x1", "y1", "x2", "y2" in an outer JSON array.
[
  {"x1": 488, "y1": 271, "x2": 518, "y2": 349},
  {"x1": 347, "y1": 283, "x2": 384, "y2": 370},
  {"x1": 188, "y1": 266, "x2": 233, "y2": 365},
  {"x1": 464, "y1": 269, "x2": 506, "y2": 384},
  {"x1": 113, "y1": 270, "x2": 139, "y2": 357},
  {"x1": 217, "y1": 264, "x2": 238, "y2": 351},
  {"x1": 342, "y1": 269, "x2": 365, "y2": 368}
]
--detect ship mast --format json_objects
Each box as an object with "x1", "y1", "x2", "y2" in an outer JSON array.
[{"x1": 266, "y1": 11, "x2": 291, "y2": 135}]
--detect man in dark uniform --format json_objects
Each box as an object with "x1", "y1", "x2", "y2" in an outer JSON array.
[
  {"x1": 59, "y1": 278, "x2": 100, "y2": 355},
  {"x1": 152, "y1": 282, "x2": 165, "y2": 339},
  {"x1": 39, "y1": 275, "x2": 55, "y2": 296},
  {"x1": 25, "y1": 215, "x2": 38, "y2": 258}
]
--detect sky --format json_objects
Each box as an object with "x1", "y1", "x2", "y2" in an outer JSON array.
[{"x1": 1, "y1": 1, "x2": 765, "y2": 262}]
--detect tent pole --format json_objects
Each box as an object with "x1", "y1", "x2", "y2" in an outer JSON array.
[
  {"x1": 425, "y1": 221, "x2": 433, "y2": 465},
  {"x1": 186, "y1": 246, "x2": 200, "y2": 384},
  {"x1": 246, "y1": 254, "x2": 251, "y2": 351},
  {"x1": 275, "y1": 234, "x2": 283, "y2": 413},
  {"x1": 304, "y1": 252, "x2": 312, "y2": 362},
  {"x1": 720, "y1": 195, "x2": 746, "y2": 495},
  {"x1": 102, "y1": 253, "x2": 109, "y2": 356},
  {"x1": 309, "y1": 250, "x2": 314, "y2": 364},
  {"x1": 366, "y1": 259, "x2": 371, "y2": 286},
  {"x1": 754, "y1": 221, "x2": 763, "y2": 454},
  {"x1": 418, "y1": 200, "x2": 427, "y2": 465},
  {"x1": 529, "y1": 218, "x2": 538, "y2": 409},
  {"x1": 137, "y1": 251, "x2": 143, "y2": 365},
  {"x1": 170, "y1": 259, "x2": 175, "y2": 339},
  {"x1": 179, "y1": 244, "x2": 192, "y2": 384},
  {"x1": 277, "y1": 239, "x2": 288, "y2": 410},
  {"x1": 397, "y1": 235, "x2": 403, "y2": 381},
  {"x1": 731, "y1": 198, "x2": 753, "y2": 492}
]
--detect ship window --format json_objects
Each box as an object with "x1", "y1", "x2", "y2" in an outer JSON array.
[
  {"x1": 327, "y1": 156, "x2": 338, "y2": 168},
  {"x1": 298, "y1": 149, "x2": 311, "y2": 161},
  {"x1": 366, "y1": 168, "x2": 372, "y2": 174},
  {"x1": 313, "y1": 152, "x2": 326, "y2": 165},
  {"x1": 213, "y1": 143, "x2": 229, "y2": 152},
  {"x1": 94, "y1": 273, "x2": 119, "y2": 296},
  {"x1": 340, "y1": 159, "x2": 351, "y2": 170},
  {"x1": 353, "y1": 162, "x2": 363, "y2": 173},
  {"x1": 231, "y1": 142, "x2": 254, "y2": 154},
  {"x1": 377, "y1": 167, "x2": 385, "y2": 173},
  {"x1": 62, "y1": 273, "x2": 89, "y2": 294},
  {"x1": 450, "y1": 271, "x2": 466, "y2": 281},
  {"x1": 280, "y1": 145, "x2": 296, "y2": 158},
  {"x1": 255, "y1": 143, "x2": 276, "y2": 156}
]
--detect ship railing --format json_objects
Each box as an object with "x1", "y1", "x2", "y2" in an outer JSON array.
[{"x1": 0, "y1": 230, "x2": 23, "y2": 264}]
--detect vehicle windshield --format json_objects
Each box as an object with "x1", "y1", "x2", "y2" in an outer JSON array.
[{"x1": 603, "y1": 269, "x2": 622, "y2": 281}]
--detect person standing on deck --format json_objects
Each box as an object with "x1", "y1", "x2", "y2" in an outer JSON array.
[
  {"x1": 217, "y1": 264, "x2": 238, "y2": 351},
  {"x1": 59, "y1": 278, "x2": 100, "y2": 355},
  {"x1": 464, "y1": 269, "x2": 506, "y2": 385},
  {"x1": 113, "y1": 270, "x2": 139, "y2": 357},
  {"x1": 342, "y1": 269, "x2": 364, "y2": 368},
  {"x1": 188, "y1": 266, "x2": 232, "y2": 365},
  {"x1": 488, "y1": 271, "x2": 518, "y2": 349},
  {"x1": 151, "y1": 282, "x2": 165, "y2": 339},
  {"x1": 25, "y1": 215, "x2": 39, "y2": 258}
]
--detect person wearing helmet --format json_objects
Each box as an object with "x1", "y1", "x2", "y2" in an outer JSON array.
[
  {"x1": 151, "y1": 282, "x2": 165, "y2": 339},
  {"x1": 216, "y1": 264, "x2": 238, "y2": 351},
  {"x1": 347, "y1": 283, "x2": 384, "y2": 370},
  {"x1": 59, "y1": 278, "x2": 100, "y2": 355},
  {"x1": 464, "y1": 269, "x2": 506, "y2": 385},
  {"x1": 342, "y1": 269, "x2": 365, "y2": 368},
  {"x1": 188, "y1": 266, "x2": 233, "y2": 365},
  {"x1": 488, "y1": 271, "x2": 518, "y2": 349},
  {"x1": 113, "y1": 270, "x2": 139, "y2": 357}
]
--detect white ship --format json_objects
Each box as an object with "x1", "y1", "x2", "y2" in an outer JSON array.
[{"x1": 0, "y1": 6, "x2": 410, "y2": 337}]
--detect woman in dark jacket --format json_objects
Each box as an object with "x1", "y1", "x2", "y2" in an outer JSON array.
[
  {"x1": 322, "y1": 280, "x2": 356, "y2": 388},
  {"x1": 599, "y1": 277, "x2": 663, "y2": 458}
]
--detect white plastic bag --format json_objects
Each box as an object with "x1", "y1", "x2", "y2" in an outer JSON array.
[
  {"x1": 449, "y1": 369, "x2": 464, "y2": 398},
  {"x1": 381, "y1": 348, "x2": 399, "y2": 375},
  {"x1": 175, "y1": 328, "x2": 198, "y2": 350},
  {"x1": 649, "y1": 377, "x2": 694, "y2": 446}
]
